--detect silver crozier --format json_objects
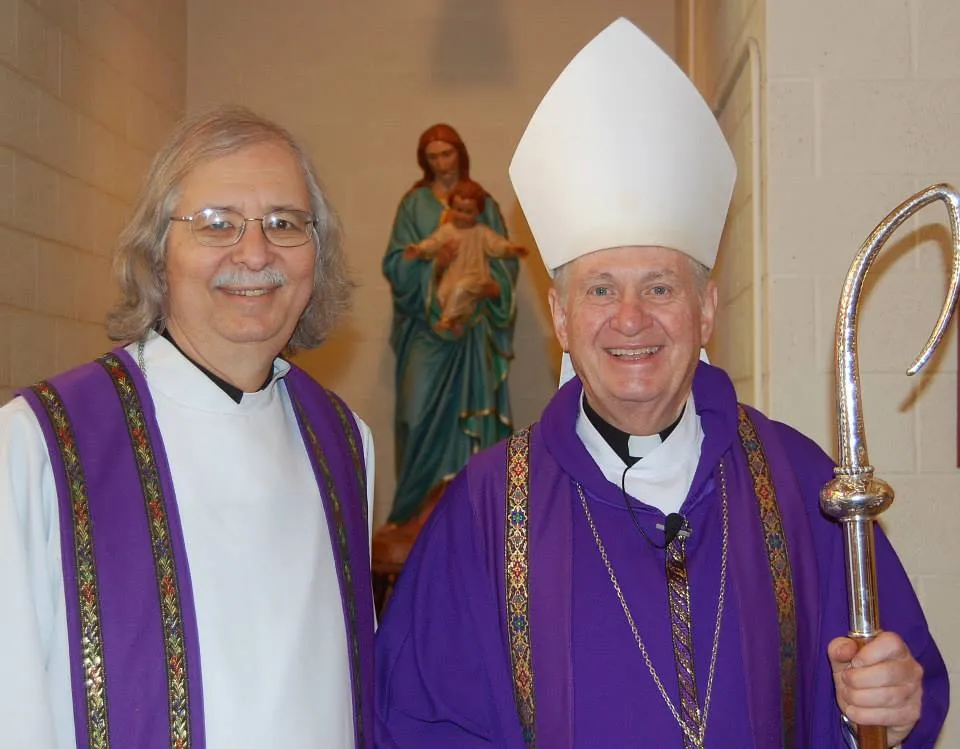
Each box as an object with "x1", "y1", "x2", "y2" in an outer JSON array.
[{"x1": 820, "y1": 183, "x2": 960, "y2": 749}]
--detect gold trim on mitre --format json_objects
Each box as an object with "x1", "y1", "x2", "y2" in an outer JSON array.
[{"x1": 509, "y1": 17, "x2": 736, "y2": 275}]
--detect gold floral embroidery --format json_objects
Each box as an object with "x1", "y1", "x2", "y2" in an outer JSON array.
[
  {"x1": 291, "y1": 393, "x2": 366, "y2": 749},
  {"x1": 326, "y1": 393, "x2": 368, "y2": 527},
  {"x1": 737, "y1": 405, "x2": 798, "y2": 749},
  {"x1": 505, "y1": 426, "x2": 536, "y2": 748},
  {"x1": 98, "y1": 354, "x2": 191, "y2": 749},
  {"x1": 31, "y1": 381, "x2": 111, "y2": 749}
]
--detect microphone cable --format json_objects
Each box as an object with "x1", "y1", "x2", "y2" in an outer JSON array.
[{"x1": 619, "y1": 463, "x2": 686, "y2": 549}]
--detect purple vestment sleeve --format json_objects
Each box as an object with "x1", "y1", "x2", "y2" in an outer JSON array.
[{"x1": 375, "y1": 453, "x2": 528, "y2": 748}]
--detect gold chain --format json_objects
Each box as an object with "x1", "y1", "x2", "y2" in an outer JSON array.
[{"x1": 576, "y1": 460, "x2": 729, "y2": 749}]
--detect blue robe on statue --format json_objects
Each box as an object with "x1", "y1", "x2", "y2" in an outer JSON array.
[
  {"x1": 375, "y1": 362, "x2": 949, "y2": 748},
  {"x1": 383, "y1": 186, "x2": 518, "y2": 523}
]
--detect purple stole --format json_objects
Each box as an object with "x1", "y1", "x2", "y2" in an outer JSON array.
[
  {"x1": 730, "y1": 404, "x2": 819, "y2": 749},
  {"x1": 19, "y1": 349, "x2": 374, "y2": 749},
  {"x1": 499, "y1": 383, "x2": 819, "y2": 749}
]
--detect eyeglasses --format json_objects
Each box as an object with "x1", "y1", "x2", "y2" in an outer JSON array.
[{"x1": 169, "y1": 207, "x2": 317, "y2": 248}]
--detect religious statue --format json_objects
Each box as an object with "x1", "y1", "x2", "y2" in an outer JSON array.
[
  {"x1": 382, "y1": 124, "x2": 519, "y2": 524},
  {"x1": 404, "y1": 179, "x2": 528, "y2": 336}
]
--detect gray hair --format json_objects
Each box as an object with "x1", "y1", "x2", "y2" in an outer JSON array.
[
  {"x1": 688, "y1": 257, "x2": 711, "y2": 290},
  {"x1": 106, "y1": 104, "x2": 351, "y2": 351}
]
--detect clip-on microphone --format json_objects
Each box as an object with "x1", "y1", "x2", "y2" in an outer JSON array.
[{"x1": 656, "y1": 512, "x2": 689, "y2": 547}]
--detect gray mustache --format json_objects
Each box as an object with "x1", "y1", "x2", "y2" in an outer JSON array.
[{"x1": 212, "y1": 268, "x2": 287, "y2": 288}]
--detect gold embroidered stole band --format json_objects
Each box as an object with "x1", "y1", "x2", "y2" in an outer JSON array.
[
  {"x1": 737, "y1": 406, "x2": 799, "y2": 748},
  {"x1": 98, "y1": 354, "x2": 192, "y2": 749},
  {"x1": 291, "y1": 394, "x2": 367, "y2": 749},
  {"x1": 29, "y1": 380, "x2": 112, "y2": 749},
  {"x1": 505, "y1": 426, "x2": 536, "y2": 748},
  {"x1": 327, "y1": 395, "x2": 369, "y2": 527},
  {"x1": 30, "y1": 353, "x2": 195, "y2": 749},
  {"x1": 666, "y1": 532, "x2": 702, "y2": 748}
]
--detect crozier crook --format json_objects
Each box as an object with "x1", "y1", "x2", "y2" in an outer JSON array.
[{"x1": 820, "y1": 183, "x2": 960, "y2": 749}]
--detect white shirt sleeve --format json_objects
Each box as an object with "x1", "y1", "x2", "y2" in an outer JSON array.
[{"x1": 0, "y1": 397, "x2": 76, "y2": 749}]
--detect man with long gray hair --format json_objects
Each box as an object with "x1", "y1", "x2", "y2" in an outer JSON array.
[{"x1": 0, "y1": 106, "x2": 375, "y2": 749}]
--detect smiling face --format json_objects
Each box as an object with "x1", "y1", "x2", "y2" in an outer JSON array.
[
  {"x1": 163, "y1": 141, "x2": 316, "y2": 381},
  {"x1": 548, "y1": 245, "x2": 717, "y2": 434}
]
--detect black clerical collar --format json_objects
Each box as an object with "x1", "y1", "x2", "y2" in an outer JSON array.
[
  {"x1": 160, "y1": 329, "x2": 273, "y2": 404},
  {"x1": 583, "y1": 398, "x2": 683, "y2": 466}
]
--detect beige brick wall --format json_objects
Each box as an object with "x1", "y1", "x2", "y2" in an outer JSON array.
[
  {"x1": 0, "y1": 0, "x2": 186, "y2": 405},
  {"x1": 185, "y1": 1, "x2": 676, "y2": 526},
  {"x1": 700, "y1": 0, "x2": 960, "y2": 744},
  {"x1": 692, "y1": 0, "x2": 766, "y2": 408},
  {"x1": 767, "y1": 4, "x2": 960, "y2": 744}
]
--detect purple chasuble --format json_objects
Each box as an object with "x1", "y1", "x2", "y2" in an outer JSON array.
[
  {"x1": 20, "y1": 349, "x2": 374, "y2": 749},
  {"x1": 375, "y1": 362, "x2": 948, "y2": 748}
]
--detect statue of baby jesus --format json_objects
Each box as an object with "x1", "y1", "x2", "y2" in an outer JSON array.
[{"x1": 404, "y1": 179, "x2": 527, "y2": 335}]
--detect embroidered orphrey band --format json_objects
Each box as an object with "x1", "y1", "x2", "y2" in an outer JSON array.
[
  {"x1": 30, "y1": 381, "x2": 112, "y2": 749},
  {"x1": 327, "y1": 394, "x2": 368, "y2": 526},
  {"x1": 98, "y1": 354, "x2": 191, "y2": 749},
  {"x1": 505, "y1": 426, "x2": 536, "y2": 748},
  {"x1": 737, "y1": 405, "x2": 798, "y2": 749},
  {"x1": 292, "y1": 395, "x2": 366, "y2": 749},
  {"x1": 665, "y1": 535, "x2": 702, "y2": 748}
]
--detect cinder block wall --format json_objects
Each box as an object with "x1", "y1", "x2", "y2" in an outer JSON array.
[
  {"x1": 692, "y1": 0, "x2": 766, "y2": 408},
  {"x1": 699, "y1": 0, "x2": 960, "y2": 745},
  {"x1": 0, "y1": 0, "x2": 186, "y2": 405},
  {"x1": 766, "y1": 2, "x2": 960, "y2": 745}
]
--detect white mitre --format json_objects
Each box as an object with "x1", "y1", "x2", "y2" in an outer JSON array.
[{"x1": 509, "y1": 17, "x2": 736, "y2": 384}]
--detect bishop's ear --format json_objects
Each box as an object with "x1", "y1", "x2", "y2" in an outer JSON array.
[
  {"x1": 548, "y1": 286, "x2": 569, "y2": 351},
  {"x1": 699, "y1": 279, "x2": 718, "y2": 346}
]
